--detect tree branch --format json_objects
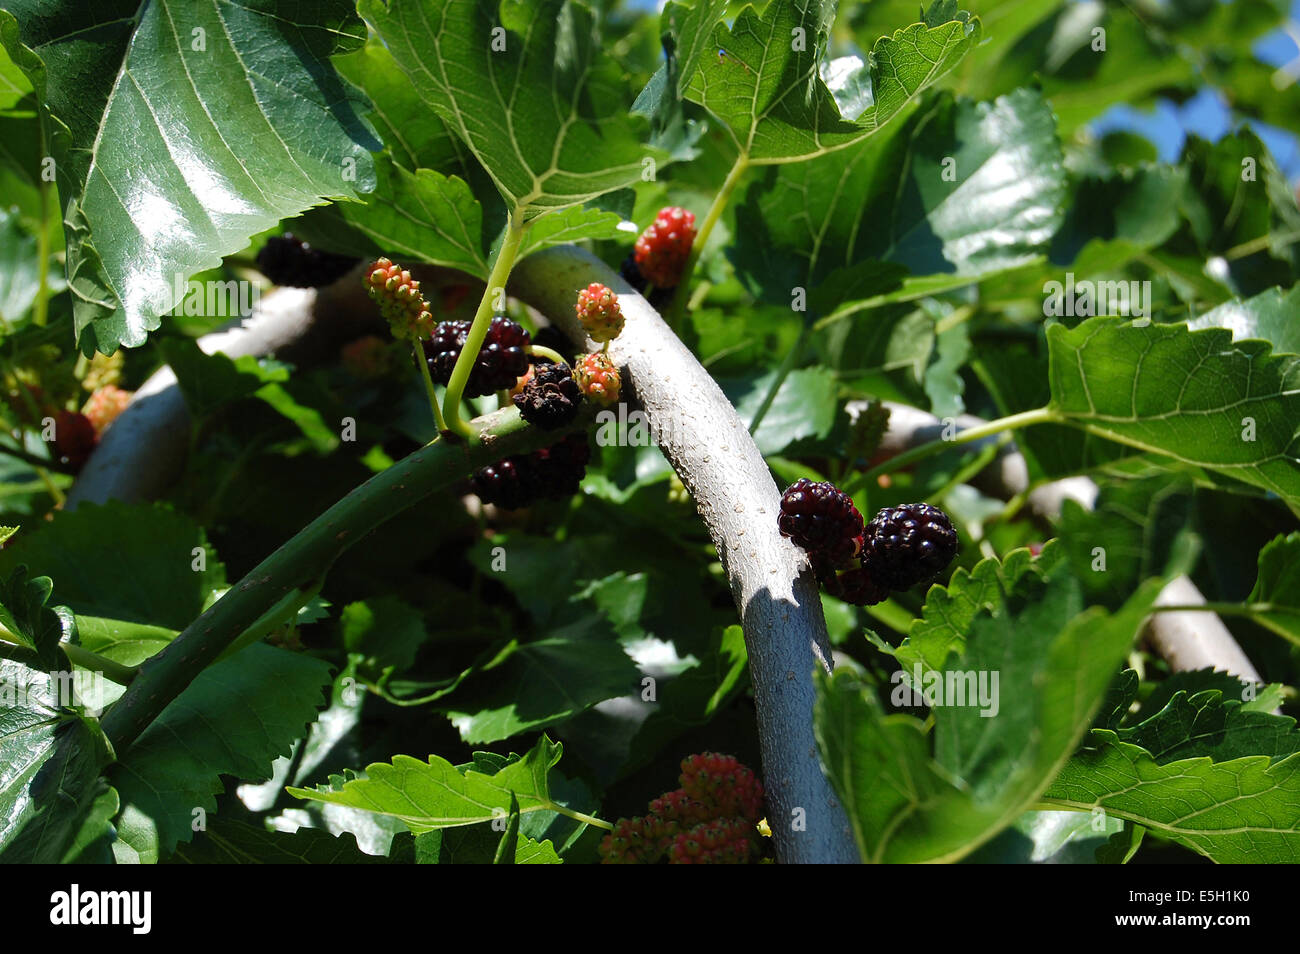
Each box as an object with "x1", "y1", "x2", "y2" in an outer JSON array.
[
  {"x1": 511, "y1": 246, "x2": 858, "y2": 864},
  {"x1": 67, "y1": 267, "x2": 379, "y2": 509},
  {"x1": 101, "y1": 405, "x2": 593, "y2": 753}
]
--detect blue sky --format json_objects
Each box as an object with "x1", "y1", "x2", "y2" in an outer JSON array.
[{"x1": 1092, "y1": 0, "x2": 1300, "y2": 182}]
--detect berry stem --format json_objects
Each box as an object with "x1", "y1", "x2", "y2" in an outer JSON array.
[
  {"x1": 845, "y1": 406, "x2": 1063, "y2": 494},
  {"x1": 528, "y1": 344, "x2": 568, "y2": 365},
  {"x1": 442, "y1": 217, "x2": 529, "y2": 439},
  {"x1": 413, "y1": 342, "x2": 450, "y2": 434},
  {"x1": 669, "y1": 154, "x2": 749, "y2": 320}
]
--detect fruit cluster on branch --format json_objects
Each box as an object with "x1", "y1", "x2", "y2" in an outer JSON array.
[
  {"x1": 779, "y1": 480, "x2": 958, "y2": 605},
  {"x1": 599, "y1": 753, "x2": 765, "y2": 864}
]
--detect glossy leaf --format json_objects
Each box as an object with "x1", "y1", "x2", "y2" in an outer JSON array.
[
  {"x1": 0, "y1": 0, "x2": 379, "y2": 354},
  {"x1": 360, "y1": 0, "x2": 661, "y2": 219},
  {"x1": 1047, "y1": 320, "x2": 1300, "y2": 508},
  {"x1": 110, "y1": 644, "x2": 331, "y2": 863},
  {"x1": 685, "y1": 0, "x2": 979, "y2": 163},
  {"x1": 288, "y1": 735, "x2": 579, "y2": 833},
  {"x1": 1042, "y1": 736, "x2": 1300, "y2": 863}
]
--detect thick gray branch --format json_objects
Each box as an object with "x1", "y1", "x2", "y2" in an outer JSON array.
[{"x1": 512, "y1": 247, "x2": 858, "y2": 864}]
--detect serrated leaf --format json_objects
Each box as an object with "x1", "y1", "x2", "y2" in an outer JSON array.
[
  {"x1": 1095, "y1": 823, "x2": 1145, "y2": 865},
  {"x1": 685, "y1": 0, "x2": 979, "y2": 163},
  {"x1": 1046, "y1": 319, "x2": 1300, "y2": 508},
  {"x1": 891, "y1": 544, "x2": 1051, "y2": 675},
  {"x1": 0, "y1": 204, "x2": 42, "y2": 325},
  {"x1": 0, "y1": 0, "x2": 379, "y2": 354},
  {"x1": 1055, "y1": 473, "x2": 1199, "y2": 608},
  {"x1": 361, "y1": 0, "x2": 662, "y2": 219},
  {"x1": 722, "y1": 367, "x2": 838, "y2": 455},
  {"x1": 1042, "y1": 735, "x2": 1300, "y2": 863},
  {"x1": 732, "y1": 88, "x2": 1065, "y2": 310},
  {"x1": 1116, "y1": 689, "x2": 1300, "y2": 764},
  {"x1": 517, "y1": 205, "x2": 627, "y2": 259},
  {"x1": 299, "y1": 156, "x2": 491, "y2": 277},
  {"x1": 74, "y1": 617, "x2": 177, "y2": 668},
  {"x1": 341, "y1": 596, "x2": 427, "y2": 676},
  {"x1": 158, "y1": 337, "x2": 289, "y2": 418},
  {"x1": 0, "y1": 565, "x2": 74, "y2": 669},
  {"x1": 1189, "y1": 285, "x2": 1300, "y2": 358},
  {"x1": 333, "y1": 37, "x2": 473, "y2": 175},
  {"x1": 0, "y1": 658, "x2": 110, "y2": 862},
  {"x1": 821, "y1": 552, "x2": 1160, "y2": 863},
  {"x1": 439, "y1": 635, "x2": 640, "y2": 744},
  {"x1": 288, "y1": 734, "x2": 578, "y2": 833},
  {"x1": 0, "y1": 501, "x2": 225, "y2": 630},
  {"x1": 109, "y1": 644, "x2": 331, "y2": 863}
]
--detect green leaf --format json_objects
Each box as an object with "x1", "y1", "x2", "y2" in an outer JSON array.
[
  {"x1": 171, "y1": 818, "x2": 396, "y2": 864},
  {"x1": 433, "y1": 823, "x2": 562, "y2": 863},
  {"x1": 0, "y1": 0, "x2": 379, "y2": 354},
  {"x1": 300, "y1": 156, "x2": 491, "y2": 278},
  {"x1": 1246, "y1": 532, "x2": 1300, "y2": 644},
  {"x1": 333, "y1": 37, "x2": 473, "y2": 175},
  {"x1": 1042, "y1": 735, "x2": 1300, "y2": 863},
  {"x1": 438, "y1": 635, "x2": 640, "y2": 744},
  {"x1": 0, "y1": 658, "x2": 110, "y2": 862},
  {"x1": 1054, "y1": 473, "x2": 1198, "y2": 608},
  {"x1": 0, "y1": 204, "x2": 42, "y2": 326},
  {"x1": 722, "y1": 367, "x2": 838, "y2": 455},
  {"x1": 732, "y1": 88, "x2": 1065, "y2": 309},
  {"x1": 0, "y1": 564, "x2": 74, "y2": 669},
  {"x1": 1115, "y1": 689, "x2": 1300, "y2": 764},
  {"x1": 158, "y1": 338, "x2": 290, "y2": 418},
  {"x1": 964, "y1": 808, "x2": 1121, "y2": 864},
  {"x1": 74, "y1": 617, "x2": 176, "y2": 667},
  {"x1": 517, "y1": 205, "x2": 627, "y2": 259},
  {"x1": 0, "y1": 501, "x2": 225, "y2": 630},
  {"x1": 288, "y1": 734, "x2": 580, "y2": 833},
  {"x1": 60, "y1": 782, "x2": 119, "y2": 864},
  {"x1": 1189, "y1": 285, "x2": 1300, "y2": 358},
  {"x1": 891, "y1": 543, "x2": 1050, "y2": 675},
  {"x1": 820, "y1": 552, "x2": 1160, "y2": 863},
  {"x1": 1095, "y1": 823, "x2": 1145, "y2": 865},
  {"x1": 1046, "y1": 319, "x2": 1300, "y2": 508},
  {"x1": 494, "y1": 792, "x2": 520, "y2": 864},
  {"x1": 109, "y1": 644, "x2": 331, "y2": 863},
  {"x1": 340, "y1": 596, "x2": 428, "y2": 675},
  {"x1": 360, "y1": 0, "x2": 662, "y2": 219},
  {"x1": 685, "y1": 0, "x2": 979, "y2": 163}
]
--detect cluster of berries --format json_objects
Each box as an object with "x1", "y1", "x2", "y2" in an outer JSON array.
[
  {"x1": 619, "y1": 206, "x2": 697, "y2": 308},
  {"x1": 355, "y1": 252, "x2": 637, "y2": 510},
  {"x1": 599, "y1": 753, "x2": 764, "y2": 864},
  {"x1": 779, "y1": 479, "x2": 958, "y2": 605},
  {"x1": 465, "y1": 284, "x2": 628, "y2": 507},
  {"x1": 257, "y1": 233, "x2": 359, "y2": 288},
  {"x1": 364, "y1": 258, "x2": 436, "y2": 342}
]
